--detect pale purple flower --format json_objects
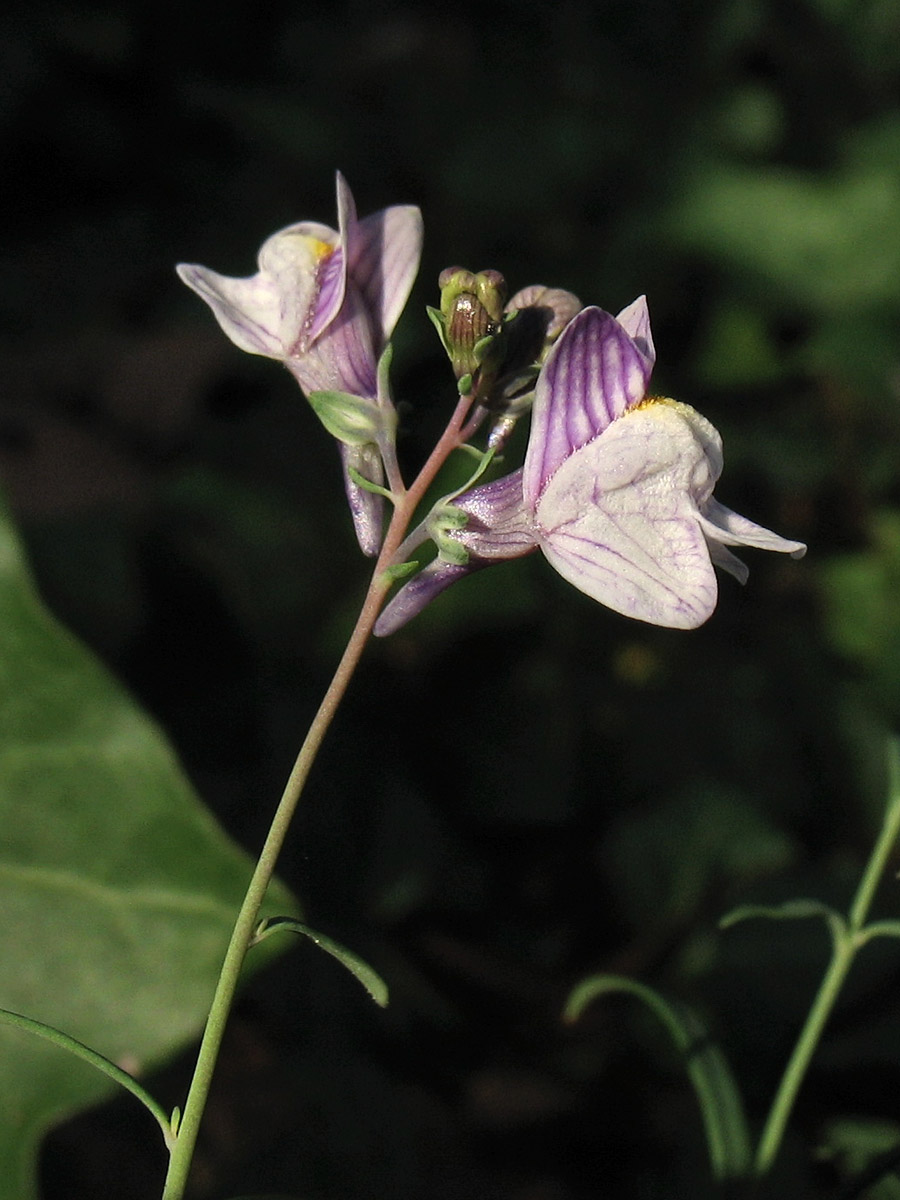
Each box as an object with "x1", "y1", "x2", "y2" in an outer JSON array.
[
  {"x1": 375, "y1": 299, "x2": 805, "y2": 635},
  {"x1": 177, "y1": 173, "x2": 423, "y2": 554}
]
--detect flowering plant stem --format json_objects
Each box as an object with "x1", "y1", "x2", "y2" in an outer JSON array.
[
  {"x1": 754, "y1": 741, "x2": 900, "y2": 1176},
  {"x1": 159, "y1": 390, "x2": 476, "y2": 1200}
]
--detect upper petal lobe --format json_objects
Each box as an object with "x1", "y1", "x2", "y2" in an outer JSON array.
[{"x1": 523, "y1": 305, "x2": 656, "y2": 506}]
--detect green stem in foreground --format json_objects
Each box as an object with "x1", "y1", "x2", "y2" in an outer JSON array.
[
  {"x1": 754, "y1": 741, "x2": 900, "y2": 1176},
  {"x1": 160, "y1": 390, "x2": 477, "y2": 1200}
]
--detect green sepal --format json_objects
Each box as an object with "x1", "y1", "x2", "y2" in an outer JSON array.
[
  {"x1": 426, "y1": 305, "x2": 450, "y2": 354},
  {"x1": 380, "y1": 560, "x2": 420, "y2": 584},
  {"x1": 428, "y1": 503, "x2": 471, "y2": 565},
  {"x1": 307, "y1": 390, "x2": 382, "y2": 447},
  {"x1": 473, "y1": 333, "x2": 497, "y2": 366},
  {"x1": 252, "y1": 918, "x2": 388, "y2": 1008},
  {"x1": 376, "y1": 342, "x2": 394, "y2": 403},
  {"x1": 564, "y1": 974, "x2": 751, "y2": 1181},
  {"x1": 431, "y1": 504, "x2": 469, "y2": 531},
  {"x1": 347, "y1": 465, "x2": 394, "y2": 501},
  {"x1": 457, "y1": 372, "x2": 473, "y2": 395},
  {"x1": 434, "y1": 538, "x2": 470, "y2": 566}
]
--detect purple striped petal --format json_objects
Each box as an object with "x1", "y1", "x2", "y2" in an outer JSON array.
[
  {"x1": 374, "y1": 560, "x2": 477, "y2": 636},
  {"x1": 175, "y1": 262, "x2": 287, "y2": 358},
  {"x1": 285, "y1": 281, "x2": 378, "y2": 398},
  {"x1": 305, "y1": 244, "x2": 347, "y2": 345},
  {"x1": 454, "y1": 469, "x2": 537, "y2": 558},
  {"x1": 349, "y1": 204, "x2": 424, "y2": 344},
  {"x1": 305, "y1": 175, "x2": 355, "y2": 344},
  {"x1": 522, "y1": 306, "x2": 655, "y2": 506},
  {"x1": 374, "y1": 468, "x2": 537, "y2": 635}
]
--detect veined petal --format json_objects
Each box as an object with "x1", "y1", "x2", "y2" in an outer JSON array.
[
  {"x1": 535, "y1": 403, "x2": 720, "y2": 629},
  {"x1": 614, "y1": 295, "x2": 655, "y2": 370},
  {"x1": 285, "y1": 281, "x2": 379, "y2": 398},
  {"x1": 350, "y1": 203, "x2": 424, "y2": 344},
  {"x1": 374, "y1": 560, "x2": 476, "y2": 637},
  {"x1": 175, "y1": 263, "x2": 288, "y2": 359},
  {"x1": 455, "y1": 469, "x2": 537, "y2": 559},
  {"x1": 374, "y1": 469, "x2": 537, "y2": 636},
  {"x1": 305, "y1": 175, "x2": 354, "y2": 344},
  {"x1": 698, "y1": 498, "x2": 807, "y2": 557},
  {"x1": 256, "y1": 221, "x2": 340, "y2": 353},
  {"x1": 523, "y1": 306, "x2": 655, "y2": 506}
]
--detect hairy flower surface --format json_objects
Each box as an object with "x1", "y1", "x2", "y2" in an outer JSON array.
[
  {"x1": 177, "y1": 173, "x2": 422, "y2": 553},
  {"x1": 376, "y1": 301, "x2": 805, "y2": 634}
]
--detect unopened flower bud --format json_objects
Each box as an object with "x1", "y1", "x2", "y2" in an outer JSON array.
[{"x1": 436, "y1": 267, "x2": 508, "y2": 383}]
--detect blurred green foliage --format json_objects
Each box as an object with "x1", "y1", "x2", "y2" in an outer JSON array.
[
  {"x1": 0, "y1": 498, "x2": 294, "y2": 1200},
  {"x1": 2, "y1": 0, "x2": 900, "y2": 1197}
]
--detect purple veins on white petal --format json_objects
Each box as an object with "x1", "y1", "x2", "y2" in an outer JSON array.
[
  {"x1": 174, "y1": 263, "x2": 286, "y2": 359},
  {"x1": 305, "y1": 244, "x2": 347, "y2": 346},
  {"x1": 351, "y1": 205, "x2": 424, "y2": 344},
  {"x1": 454, "y1": 469, "x2": 537, "y2": 559},
  {"x1": 374, "y1": 471, "x2": 539, "y2": 635},
  {"x1": 533, "y1": 403, "x2": 720, "y2": 628},
  {"x1": 534, "y1": 399, "x2": 806, "y2": 629},
  {"x1": 374, "y1": 290, "x2": 805, "y2": 635},
  {"x1": 523, "y1": 306, "x2": 654, "y2": 506}
]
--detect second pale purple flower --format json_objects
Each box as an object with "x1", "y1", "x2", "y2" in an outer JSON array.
[{"x1": 177, "y1": 173, "x2": 423, "y2": 554}]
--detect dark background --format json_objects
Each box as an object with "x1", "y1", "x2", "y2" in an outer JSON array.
[{"x1": 4, "y1": 0, "x2": 900, "y2": 1196}]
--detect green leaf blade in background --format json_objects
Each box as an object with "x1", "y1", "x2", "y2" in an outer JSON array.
[{"x1": 0, "y1": 497, "x2": 296, "y2": 1200}]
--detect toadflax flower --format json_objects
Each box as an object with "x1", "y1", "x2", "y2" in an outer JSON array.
[
  {"x1": 177, "y1": 173, "x2": 423, "y2": 554},
  {"x1": 375, "y1": 299, "x2": 805, "y2": 634}
]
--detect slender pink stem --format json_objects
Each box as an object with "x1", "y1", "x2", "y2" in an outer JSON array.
[{"x1": 161, "y1": 390, "x2": 476, "y2": 1200}]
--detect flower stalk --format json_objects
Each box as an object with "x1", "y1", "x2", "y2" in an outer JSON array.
[{"x1": 159, "y1": 385, "x2": 478, "y2": 1200}]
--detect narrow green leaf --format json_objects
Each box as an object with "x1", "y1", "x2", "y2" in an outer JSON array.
[
  {"x1": 564, "y1": 974, "x2": 751, "y2": 1181},
  {"x1": 0, "y1": 1008, "x2": 173, "y2": 1148},
  {"x1": 253, "y1": 918, "x2": 388, "y2": 1007},
  {"x1": 719, "y1": 899, "x2": 845, "y2": 937}
]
